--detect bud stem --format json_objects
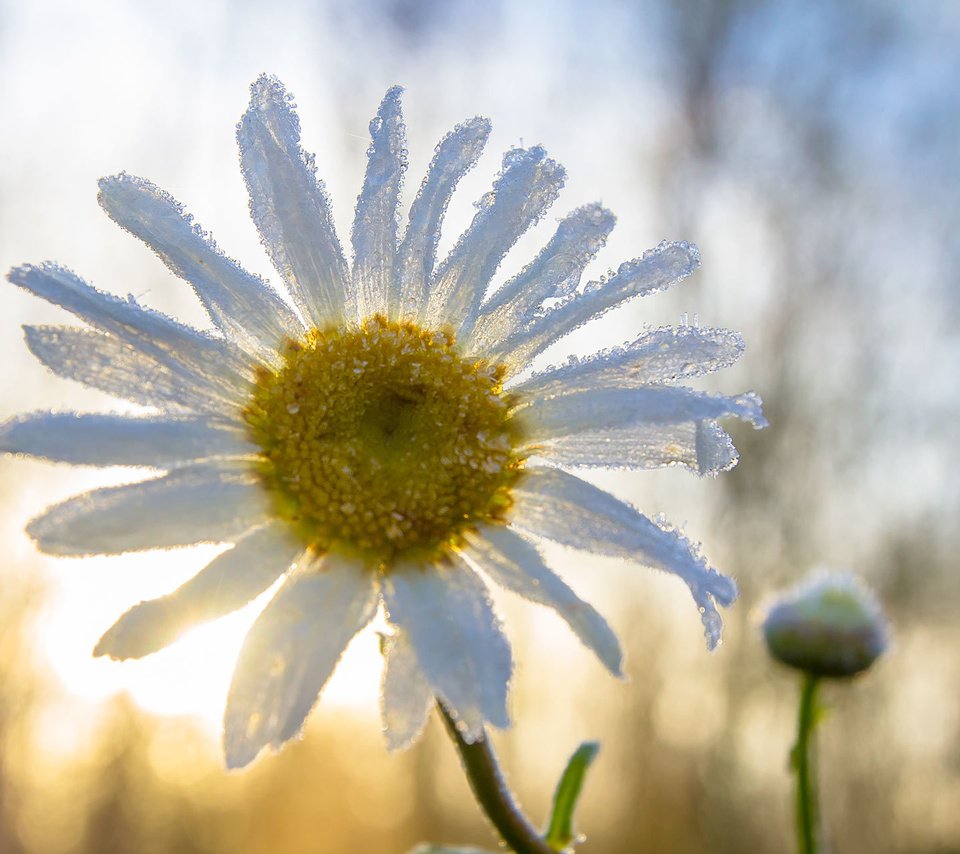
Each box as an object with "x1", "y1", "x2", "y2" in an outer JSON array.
[{"x1": 793, "y1": 673, "x2": 821, "y2": 854}]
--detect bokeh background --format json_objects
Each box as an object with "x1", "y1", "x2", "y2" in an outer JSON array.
[{"x1": 1, "y1": 1, "x2": 958, "y2": 852}]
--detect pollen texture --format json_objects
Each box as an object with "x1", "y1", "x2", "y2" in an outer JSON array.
[{"x1": 245, "y1": 316, "x2": 526, "y2": 564}]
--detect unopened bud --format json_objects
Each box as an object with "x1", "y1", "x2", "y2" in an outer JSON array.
[{"x1": 762, "y1": 571, "x2": 889, "y2": 678}]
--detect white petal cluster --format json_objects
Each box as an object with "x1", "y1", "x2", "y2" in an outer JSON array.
[{"x1": 3, "y1": 76, "x2": 765, "y2": 767}]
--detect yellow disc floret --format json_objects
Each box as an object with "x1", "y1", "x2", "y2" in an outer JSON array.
[{"x1": 245, "y1": 316, "x2": 526, "y2": 565}]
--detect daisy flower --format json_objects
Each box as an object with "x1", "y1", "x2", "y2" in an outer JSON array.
[{"x1": 3, "y1": 77, "x2": 765, "y2": 768}]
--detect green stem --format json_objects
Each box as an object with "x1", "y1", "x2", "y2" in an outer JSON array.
[
  {"x1": 437, "y1": 702, "x2": 555, "y2": 854},
  {"x1": 794, "y1": 673, "x2": 821, "y2": 854}
]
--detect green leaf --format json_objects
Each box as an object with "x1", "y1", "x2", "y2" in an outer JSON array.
[{"x1": 544, "y1": 741, "x2": 600, "y2": 851}]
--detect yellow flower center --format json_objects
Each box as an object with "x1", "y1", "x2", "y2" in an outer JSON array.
[{"x1": 245, "y1": 316, "x2": 526, "y2": 565}]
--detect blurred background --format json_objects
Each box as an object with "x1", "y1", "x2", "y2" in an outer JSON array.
[{"x1": 1, "y1": 0, "x2": 958, "y2": 851}]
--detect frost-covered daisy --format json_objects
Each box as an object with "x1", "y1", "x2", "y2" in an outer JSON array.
[{"x1": 3, "y1": 77, "x2": 764, "y2": 768}]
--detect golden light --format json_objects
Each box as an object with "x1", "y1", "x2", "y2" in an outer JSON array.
[{"x1": 34, "y1": 544, "x2": 386, "y2": 737}]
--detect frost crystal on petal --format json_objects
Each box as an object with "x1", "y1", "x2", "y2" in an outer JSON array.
[
  {"x1": 238, "y1": 75, "x2": 354, "y2": 325},
  {"x1": 9, "y1": 264, "x2": 252, "y2": 403},
  {"x1": 520, "y1": 386, "x2": 766, "y2": 441},
  {"x1": 383, "y1": 561, "x2": 512, "y2": 741},
  {"x1": 512, "y1": 325, "x2": 745, "y2": 399},
  {"x1": 470, "y1": 203, "x2": 615, "y2": 352},
  {"x1": 98, "y1": 172, "x2": 303, "y2": 361},
  {"x1": 425, "y1": 145, "x2": 566, "y2": 335},
  {"x1": 511, "y1": 467, "x2": 739, "y2": 649},
  {"x1": 95, "y1": 522, "x2": 304, "y2": 660},
  {"x1": 490, "y1": 240, "x2": 702, "y2": 369},
  {"x1": 352, "y1": 86, "x2": 406, "y2": 319},
  {"x1": 397, "y1": 117, "x2": 490, "y2": 319},
  {"x1": 27, "y1": 462, "x2": 271, "y2": 557},
  {"x1": 223, "y1": 553, "x2": 378, "y2": 768},
  {"x1": 533, "y1": 419, "x2": 740, "y2": 477},
  {"x1": 381, "y1": 629, "x2": 434, "y2": 752},
  {"x1": 0, "y1": 411, "x2": 253, "y2": 468}
]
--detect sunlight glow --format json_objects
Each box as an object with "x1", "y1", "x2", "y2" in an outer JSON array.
[{"x1": 35, "y1": 547, "x2": 385, "y2": 733}]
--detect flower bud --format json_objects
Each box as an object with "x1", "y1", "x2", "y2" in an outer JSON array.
[{"x1": 762, "y1": 571, "x2": 889, "y2": 678}]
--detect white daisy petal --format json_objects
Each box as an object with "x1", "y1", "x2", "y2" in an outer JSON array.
[
  {"x1": 95, "y1": 521, "x2": 304, "y2": 660},
  {"x1": 511, "y1": 467, "x2": 738, "y2": 649},
  {"x1": 534, "y1": 419, "x2": 739, "y2": 477},
  {"x1": 26, "y1": 462, "x2": 270, "y2": 556},
  {"x1": 8, "y1": 264, "x2": 251, "y2": 403},
  {"x1": 511, "y1": 326, "x2": 745, "y2": 399},
  {"x1": 520, "y1": 386, "x2": 766, "y2": 441},
  {"x1": 383, "y1": 560, "x2": 512, "y2": 741},
  {"x1": 238, "y1": 74, "x2": 353, "y2": 326},
  {"x1": 464, "y1": 525, "x2": 623, "y2": 676},
  {"x1": 223, "y1": 553, "x2": 378, "y2": 769},
  {"x1": 0, "y1": 411, "x2": 253, "y2": 467},
  {"x1": 98, "y1": 173, "x2": 303, "y2": 359},
  {"x1": 380, "y1": 628, "x2": 434, "y2": 752},
  {"x1": 23, "y1": 326, "x2": 214, "y2": 411},
  {"x1": 425, "y1": 146, "x2": 566, "y2": 336},
  {"x1": 469, "y1": 203, "x2": 615, "y2": 353},
  {"x1": 396, "y1": 117, "x2": 490, "y2": 319},
  {"x1": 352, "y1": 86, "x2": 405, "y2": 319},
  {"x1": 490, "y1": 240, "x2": 702, "y2": 368}
]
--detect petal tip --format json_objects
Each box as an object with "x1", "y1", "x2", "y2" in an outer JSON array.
[
  {"x1": 608, "y1": 645, "x2": 626, "y2": 678},
  {"x1": 223, "y1": 744, "x2": 256, "y2": 771},
  {"x1": 715, "y1": 573, "x2": 739, "y2": 607},
  {"x1": 250, "y1": 72, "x2": 279, "y2": 97},
  {"x1": 465, "y1": 115, "x2": 492, "y2": 138},
  {"x1": 382, "y1": 84, "x2": 405, "y2": 104},
  {"x1": 96, "y1": 171, "x2": 142, "y2": 201},
  {"x1": 93, "y1": 600, "x2": 175, "y2": 661},
  {"x1": 382, "y1": 725, "x2": 425, "y2": 754},
  {"x1": 247, "y1": 74, "x2": 291, "y2": 116},
  {"x1": 673, "y1": 239, "x2": 702, "y2": 269},
  {"x1": 222, "y1": 717, "x2": 263, "y2": 771},
  {"x1": 6, "y1": 263, "x2": 33, "y2": 287},
  {"x1": 24, "y1": 514, "x2": 55, "y2": 553},
  {"x1": 92, "y1": 635, "x2": 121, "y2": 660}
]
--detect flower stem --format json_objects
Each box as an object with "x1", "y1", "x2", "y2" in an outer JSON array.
[
  {"x1": 437, "y1": 701, "x2": 555, "y2": 854},
  {"x1": 793, "y1": 673, "x2": 821, "y2": 854}
]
